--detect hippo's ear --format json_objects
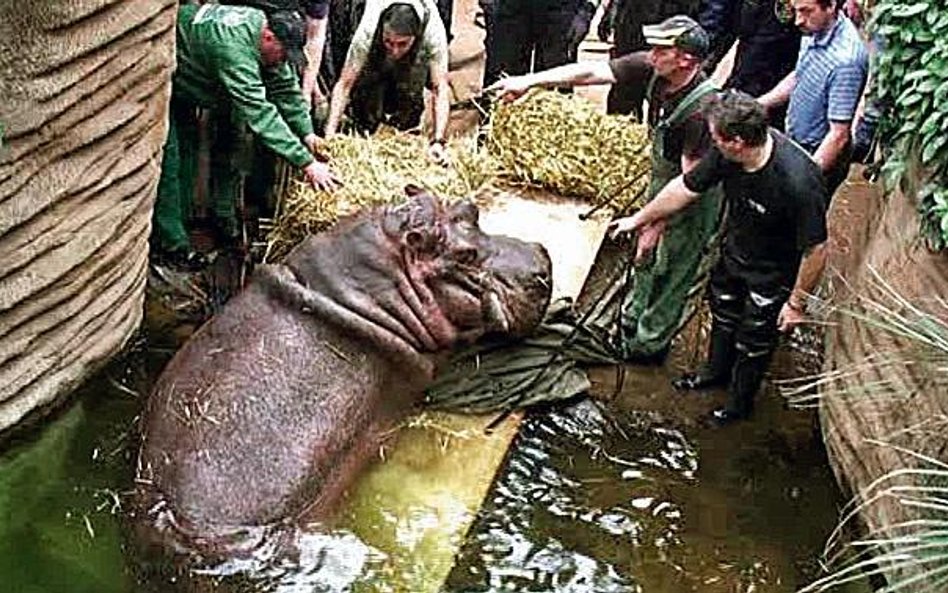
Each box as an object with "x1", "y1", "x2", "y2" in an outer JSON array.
[
  {"x1": 404, "y1": 184, "x2": 426, "y2": 197},
  {"x1": 450, "y1": 200, "x2": 479, "y2": 226}
]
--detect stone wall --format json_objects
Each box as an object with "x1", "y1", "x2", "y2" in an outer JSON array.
[
  {"x1": 822, "y1": 164, "x2": 948, "y2": 581},
  {"x1": 0, "y1": 0, "x2": 176, "y2": 433}
]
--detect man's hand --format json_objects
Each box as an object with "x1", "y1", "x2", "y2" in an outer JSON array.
[
  {"x1": 607, "y1": 214, "x2": 642, "y2": 239},
  {"x1": 777, "y1": 300, "x2": 806, "y2": 332},
  {"x1": 567, "y1": 2, "x2": 596, "y2": 54},
  {"x1": 302, "y1": 160, "x2": 341, "y2": 191},
  {"x1": 303, "y1": 133, "x2": 325, "y2": 155},
  {"x1": 484, "y1": 76, "x2": 535, "y2": 103},
  {"x1": 427, "y1": 140, "x2": 450, "y2": 166},
  {"x1": 634, "y1": 219, "x2": 666, "y2": 264}
]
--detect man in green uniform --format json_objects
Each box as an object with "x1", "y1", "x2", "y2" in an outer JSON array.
[
  {"x1": 154, "y1": 3, "x2": 340, "y2": 268},
  {"x1": 487, "y1": 16, "x2": 723, "y2": 364}
]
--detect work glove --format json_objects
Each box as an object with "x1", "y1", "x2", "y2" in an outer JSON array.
[
  {"x1": 597, "y1": 1, "x2": 616, "y2": 42},
  {"x1": 567, "y1": 1, "x2": 597, "y2": 54}
]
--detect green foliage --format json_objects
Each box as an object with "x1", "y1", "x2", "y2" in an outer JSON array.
[{"x1": 871, "y1": 0, "x2": 948, "y2": 249}]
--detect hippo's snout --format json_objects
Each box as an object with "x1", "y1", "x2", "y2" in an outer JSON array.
[{"x1": 484, "y1": 239, "x2": 553, "y2": 337}]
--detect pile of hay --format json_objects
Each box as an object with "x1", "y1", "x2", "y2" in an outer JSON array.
[
  {"x1": 265, "y1": 132, "x2": 499, "y2": 261},
  {"x1": 487, "y1": 89, "x2": 651, "y2": 212},
  {"x1": 266, "y1": 91, "x2": 652, "y2": 260}
]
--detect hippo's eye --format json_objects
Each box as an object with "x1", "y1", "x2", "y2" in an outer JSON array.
[{"x1": 454, "y1": 248, "x2": 478, "y2": 265}]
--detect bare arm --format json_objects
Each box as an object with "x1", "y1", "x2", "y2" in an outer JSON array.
[
  {"x1": 758, "y1": 70, "x2": 796, "y2": 111},
  {"x1": 325, "y1": 63, "x2": 359, "y2": 136},
  {"x1": 486, "y1": 60, "x2": 617, "y2": 100},
  {"x1": 812, "y1": 121, "x2": 852, "y2": 172},
  {"x1": 778, "y1": 241, "x2": 828, "y2": 331},
  {"x1": 301, "y1": 15, "x2": 329, "y2": 106},
  {"x1": 609, "y1": 175, "x2": 700, "y2": 238},
  {"x1": 710, "y1": 40, "x2": 738, "y2": 88},
  {"x1": 428, "y1": 61, "x2": 450, "y2": 143}
]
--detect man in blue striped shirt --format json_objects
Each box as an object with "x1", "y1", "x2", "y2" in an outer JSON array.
[{"x1": 758, "y1": 0, "x2": 868, "y2": 198}]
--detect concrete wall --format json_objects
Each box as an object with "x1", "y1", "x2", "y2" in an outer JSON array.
[{"x1": 0, "y1": 0, "x2": 176, "y2": 433}]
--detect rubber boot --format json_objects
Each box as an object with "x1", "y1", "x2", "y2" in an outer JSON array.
[
  {"x1": 721, "y1": 351, "x2": 773, "y2": 419},
  {"x1": 673, "y1": 324, "x2": 735, "y2": 391}
]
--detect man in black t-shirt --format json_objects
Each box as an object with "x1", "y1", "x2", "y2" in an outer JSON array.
[
  {"x1": 487, "y1": 16, "x2": 724, "y2": 364},
  {"x1": 611, "y1": 90, "x2": 827, "y2": 424}
]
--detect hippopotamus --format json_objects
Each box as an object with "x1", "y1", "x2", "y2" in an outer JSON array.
[{"x1": 135, "y1": 188, "x2": 552, "y2": 553}]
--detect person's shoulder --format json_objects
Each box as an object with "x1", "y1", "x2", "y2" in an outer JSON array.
[
  {"x1": 609, "y1": 51, "x2": 651, "y2": 80},
  {"x1": 833, "y1": 16, "x2": 869, "y2": 65},
  {"x1": 771, "y1": 131, "x2": 824, "y2": 189}
]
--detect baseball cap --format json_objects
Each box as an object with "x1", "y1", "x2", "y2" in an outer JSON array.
[
  {"x1": 642, "y1": 15, "x2": 710, "y2": 59},
  {"x1": 268, "y1": 10, "x2": 307, "y2": 68}
]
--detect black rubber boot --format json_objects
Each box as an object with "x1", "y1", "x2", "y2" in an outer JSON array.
[
  {"x1": 721, "y1": 351, "x2": 773, "y2": 420},
  {"x1": 672, "y1": 325, "x2": 735, "y2": 391}
]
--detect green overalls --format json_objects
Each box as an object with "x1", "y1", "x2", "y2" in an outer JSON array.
[
  {"x1": 619, "y1": 76, "x2": 722, "y2": 358},
  {"x1": 154, "y1": 4, "x2": 315, "y2": 252}
]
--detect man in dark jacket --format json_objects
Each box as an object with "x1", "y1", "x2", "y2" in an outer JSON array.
[{"x1": 700, "y1": 0, "x2": 800, "y2": 128}]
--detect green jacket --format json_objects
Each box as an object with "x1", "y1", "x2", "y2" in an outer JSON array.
[{"x1": 175, "y1": 4, "x2": 315, "y2": 168}]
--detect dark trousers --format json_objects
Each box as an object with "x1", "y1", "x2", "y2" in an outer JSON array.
[
  {"x1": 706, "y1": 258, "x2": 788, "y2": 417},
  {"x1": 437, "y1": 0, "x2": 454, "y2": 41},
  {"x1": 483, "y1": 1, "x2": 576, "y2": 86}
]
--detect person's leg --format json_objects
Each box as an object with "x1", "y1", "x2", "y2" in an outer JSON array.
[
  {"x1": 673, "y1": 259, "x2": 742, "y2": 389},
  {"x1": 606, "y1": 1, "x2": 646, "y2": 118},
  {"x1": 533, "y1": 6, "x2": 574, "y2": 72},
  {"x1": 153, "y1": 109, "x2": 189, "y2": 253},
  {"x1": 483, "y1": 0, "x2": 532, "y2": 85},
  {"x1": 620, "y1": 191, "x2": 722, "y2": 361},
  {"x1": 208, "y1": 109, "x2": 245, "y2": 244},
  {"x1": 719, "y1": 281, "x2": 785, "y2": 420},
  {"x1": 437, "y1": 0, "x2": 454, "y2": 43}
]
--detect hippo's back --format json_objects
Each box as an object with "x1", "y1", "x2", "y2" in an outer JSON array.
[{"x1": 139, "y1": 282, "x2": 395, "y2": 530}]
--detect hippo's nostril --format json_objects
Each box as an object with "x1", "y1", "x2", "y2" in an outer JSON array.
[{"x1": 455, "y1": 248, "x2": 479, "y2": 265}]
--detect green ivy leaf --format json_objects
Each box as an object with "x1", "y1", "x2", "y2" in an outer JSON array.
[{"x1": 893, "y1": 2, "x2": 931, "y2": 18}]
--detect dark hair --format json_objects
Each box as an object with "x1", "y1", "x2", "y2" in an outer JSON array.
[
  {"x1": 380, "y1": 3, "x2": 424, "y2": 37},
  {"x1": 369, "y1": 3, "x2": 426, "y2": 64},
  {"x1": 703, "y1": 90, "x2": 769, "y2": 147}
]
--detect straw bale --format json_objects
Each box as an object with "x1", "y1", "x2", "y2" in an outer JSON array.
[
  {"x1": 487, "y1": 89, "x2": 651, "y2": 211},
  {"x1": 265, "y1": 132, "x2": 498, "y2": 261}
]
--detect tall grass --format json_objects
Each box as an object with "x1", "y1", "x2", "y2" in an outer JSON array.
[{"x1": 787, "y1": 268, "x2": 948, "y2": 592}]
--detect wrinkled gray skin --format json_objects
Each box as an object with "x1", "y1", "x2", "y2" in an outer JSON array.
[{"x1": 136, "y1": 188, "x2": 552, "y2": 553}]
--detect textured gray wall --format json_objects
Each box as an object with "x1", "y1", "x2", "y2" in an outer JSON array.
[{"x1": 0, "y1": 0, "x2": 176, "y2": 432}]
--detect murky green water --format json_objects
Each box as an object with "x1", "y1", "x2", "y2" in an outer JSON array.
[{"x1": 0, "y1": 329, "x2": 870, "y2": 593}]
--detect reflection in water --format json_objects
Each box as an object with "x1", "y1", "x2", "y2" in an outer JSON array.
[
  {"x1": 0, "y1": 339, "x2": 862, "y2": 593},
  {"x1": 447, "y1": 399, "x2": 698, "y2": 592}
]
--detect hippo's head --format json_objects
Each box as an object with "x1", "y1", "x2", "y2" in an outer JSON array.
[{"x1": 380, "y1": 187, "x2": 553, "y2": 343}]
